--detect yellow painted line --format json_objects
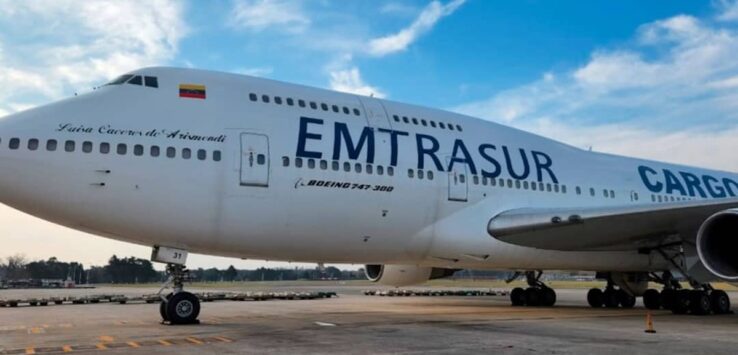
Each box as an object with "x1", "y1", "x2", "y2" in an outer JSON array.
[
  {"x1": 59, "y1": 323, "x2": 73, "y2": 328},
  {"x1": 99, "y1": 335, "x2": 114, "y2": 343},
  {"x1": 214, "y1": 336, "x2": 233, "y2": 343},
  {"x1": 186, "y1": 337, "x2": 204, "y2": 345},
  {"x1": 42, "y1": 324, "x2": 49, "y2": 328},
  {"x1": 25, "y1": 347, "x2": 35, "y2": 355},
  {"x1": 96, "y1": 343, "x2": 107, "y2": 350},
  {"x1": 126, "y1": 341, "x2": 140, "y2": 348},
  {"x1": 158, "y1": 339, "x2": 172, "y2": 346},
  {"x1": 28, "y1": 327, "x2": 45, "y2": 334},
  {"x1": 62, "y1": 345, "x2": 73, "y2": 353}
]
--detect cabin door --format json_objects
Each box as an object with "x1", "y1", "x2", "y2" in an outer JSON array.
[
  {"x1": 447, "y1": 157, "x2": 468, "y2": 202},
  {"x1": 358, "y1": 97, "x2": 392, "y2": 130},
  {"x1": 239, "y1": 133, "x2": 270, "y2": 187}
]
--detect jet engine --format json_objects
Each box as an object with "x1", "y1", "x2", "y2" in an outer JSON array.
[
  {"x1": 364, "y1": 264, "x2": 459, "y2": 287},
  {"x1": 697, "y1": 209, "x2": 738, "y2": 280}
]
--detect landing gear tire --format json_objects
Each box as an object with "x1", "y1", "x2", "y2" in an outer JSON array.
[
  {"x1": 164, "y1": 292, "x2": 200, "y2": 325},
  {"x1": 617, "y1": 289, "x2": 636, "y2": 308},
  {"x1": 524, "y1": 287, "x2": 541, "y2": 307},
  {"x1": 690, "y1": 291, "x2": 711, "y2": 315},
  {"x1": 671, "y1": 290, "x2": 690, "y2": 315},
  {"x1": 159, "y1": 293, "x2": 172, "y2": 322},
  {"x1": 541, "y1": 288, "x2": 557, "y2": 307},
  {"x1": 587, "y1": 288, "x2": 604, "y2": 308},
  {"x1": 510, "y1": 287, "x2": 526, "y2": 306},
  {"x1": 643, "y1": 289, "x2": 661, "y2": 310},
  {"x1": 710, "y1": 290, "x2": 731, "y2": 314},
  {"x1": 603, "y1": 289, "x2": 620, "y2": 308},
  {"x1": 661, "y1": 289, "x2": 676, "y2": 310}
]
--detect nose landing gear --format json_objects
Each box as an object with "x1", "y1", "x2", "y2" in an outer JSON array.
[{"x1": 152, "y1": 246, "x2": 201, "y2": 325}]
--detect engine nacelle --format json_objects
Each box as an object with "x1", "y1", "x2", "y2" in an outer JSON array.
[
  {"x1": 697, "y1": 209, "x2": 738, "y2": 280},
  {"x1": 364, "y1": 264, "x2": 458, "y2": 287}
]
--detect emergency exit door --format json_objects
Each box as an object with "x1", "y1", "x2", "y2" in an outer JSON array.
[
  {"x1": 447, "y1": 157, "x2": 468, "y2": 202},
  {"x1": 240, "y1": 133, "x2": 270, "y2": 187}
]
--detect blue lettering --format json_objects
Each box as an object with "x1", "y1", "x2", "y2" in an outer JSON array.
[
  {"x1": 447, "y1": 139, "x2": 477, "y2": 175},
  {"x1": 478, "y1": 144, "x2": 501, "y2": 178},
  {"x1": 332, "y1": 122, "x2": 375, "y2": 163},
  {"x1": 679, "y1": 171, "x2": 707, "y2": 198},
  {"x1": 663, "y1": 169, "x2": 686, "y2": 196},
  {"x1": 531, "y1": 151, "x2": 558, "y2": 184},
  {"x1": 703, "y1": 175, "x2": 727, "y2": 198},
  {"x1": 723, "y1": 178, "x2": 738, "y2": 197},
  {"x1": 638, "y1": 166, "x2": 662, "y2": 193},
  {"x1": 296, "y1": 117, "x2": 323, "y2": 159},
  {"x1": 378, "y1": 128, "x2": 409, "y2": 167},
  {"x1": 415, "y1": 134, "x2": 444, "y2": 171},
  {"x1": 502, "y1": 146, "x2": 529, "y2": 180}
]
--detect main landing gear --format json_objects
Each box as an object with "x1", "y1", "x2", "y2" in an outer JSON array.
[
  {"x1": 586, "y1": 278, "x2": 636, "y2": 309},
  {"x1": 641, "y1": 271, "x2": 731, "y2": 315},
  {"x1": 510, "y1": 271, "x2": 557, "y2": 307},
  {"x1": 152, "y1": 246, "x2": 200, "y2": 325}
]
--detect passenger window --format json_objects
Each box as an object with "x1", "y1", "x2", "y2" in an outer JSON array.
[
  {"x1": 332, "y1": 105, "x2": 339, "y2": 113},
  {"x1": 377, "y1": 165, "x2": 384, "y2": 175},
  {"x1": 144, "y1": 76, "x2": 158, "y2": 88},
  {"x1": 393, "y1": 115, "x2": 400, "y2": 122},
  {"x1": 213, "y1": 150, "x2": 222, "y2": 162},
  {"x1": 321, "y1": 103, "x2": 329, "y2": 111},
  {"x1": 610, "y1": 190, "x2": 615, "y2": 198},
  {"x1": 418, "y1": 170, "x2": 424, "y2": 179},
  {"x1": 651, "y1": 195, "x2": 656, "y2": 202},
  {"x1": 366, "y1": 164, "x2": 373, "y2": 174},
  {"x1": 257, "y1": 154, "x2": 266, "y2": 165},
  {"x1": 166, "y1": 147, "x2": 176, "y2": 158},
  {"x1": 546, "y1": 183, "x2": 552, "y2": 192},
  {"x1": 473, "y1": 176, "x2": 479, "y2": 185},
  {"x1": 134, "y1": 144, "x2": 144, "y2": 156},
  {"x1": 275, "y1": 96, "x2": 282, "y2": 105},
  {"x1": 538, "y1": 182, "x2": 544, "y2": 190},
  {"x1": 421, "y1": 119, "x2": 427, "y2": 126},
  {"x1": 523, "y1": 181, "x2": 529, "y2": 189},
  {"x1": 282, "y1": 157, "x2": 290, "y2": 166},
  {"x1": 295, "y1": 158, "x2": 303, "y2": 168},
  {"x1": 354, "y1": 163, "x2": 362, "y2": 173},
  {"x1": 9, "y1": 138, "x2": 19, "y2": 150},
  {"x1": 262, "y1": 95, "x2": 270, "y2": 103},
  {"x1": 298, "y1": 99, "x2": 306, "y2": 107},
  {"x1": 562, "y1": 185, "x2": 567, "y2": 194},
  {"x1": 554, "y1": 184, "x2": 559, "y2": 193},
  {"x1": 402, "y1": 116, "x2": 409, "y2": 123},
  {"x1": 459, "y1": 174, "x2": 466, "y2": 183},
  {"x1": 100, "y1": 142, "x2": 110, "y2": 154},
  {"x1": 286, "y1": 98, "x2": 294, "y2": 106},
  {"x1": 65, "y1": 140, "x2": 75, "y2": 152},
  {"x1": 411, "y1": 118, "x2": 418, "y2": 125},
  {"x1": 353, "y1": 108, "x2": 361, "y2": 116},
  {"x1": 531, "y1": 181, "x2": 536, "y2": 190},
  {"x1": 448, "y1": 124, "x2": 455, "y2": 131},
  {"x1": 197, "y1": 149, "x2": 206, "y2": 160},
  {"x1": 387, "y1": 167, "x2": 394, "y2": 176},
  {"x1": 82, "y1": 141, "x2": 92, "y2": 153},
  {"x1": 332, "y1": 161, "x2": 339, "y2": 171},
  {"x1": 127, "y1": 76, "x2": 143, "y2": 86},
  {"x1": 47, "y1": 139, "x2": 58, "y2": 151},
  {"x1": 576, "y1": 186, "x2": 581, "y2": 195},
  {"x1": 249, "y1": 93, "x2": 258, "y2": 101},
  {"x1": 343, "y1": 107, "x2": 350, "y2": 115},
  {"x1": 439, "y1": 122, "x2": 446, "y2": 129},
  {"x1": 28, "y1": 139, "x2": 39, "y2": 151},
  {"x1": 116, "y1": 143, "x2": 126, "y2": 155},
  {"x1": 408, "y1": 169, "x2": 414, "y2": 178},
  {"x1": 590, "y1": 188, "x2": 595, "y2": 196},
  {"x1": 456, "y1": 125, "x2": 463, "y2": 131},
  {"x1": 427, "y1": 171, "x2": 434, "y2": 180},
  {"x1": 603, "y1": 189, "x2": 608, "y2": 198},
  {"x1": 310, "y1": 102, "x2": 317, "y2": 109},
  {"x1": 307, "y1": 159, "x2": 315, "y2": 169},
  {"x1": 151, "y1": 146, "x2": 160, "y2": 157},
  {"x1": 515, "y1": 180, "x2": 521, "y2": 189},
  {"x1": 320, "y1": 160, "x2": 327, "y2": 170},
  {"x1": 430, "y1": 121, "x2": 437, "y2": 128},
  {"x1": 343, "y1": 162, "x2": 351, "y2": 172},
  {"x1": 182, "y1": 148, "x2": 191, "y2": 159}
]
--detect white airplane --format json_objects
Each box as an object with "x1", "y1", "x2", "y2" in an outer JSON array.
[{"x1": 1, "y1": 67, "x2": 736, "y2": 324}]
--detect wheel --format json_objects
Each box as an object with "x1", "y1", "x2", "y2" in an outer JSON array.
[
  {"x1": 510, "y1": 287, "x2": 525, "y2": 306},
  {"x1": 689, "y1": 291, "x2": 711, "y2": 315},
  {"x1": 603, "y1": 289, "x2": 620, "y2": 308},
  {"x1": 617, "y1": 289, "x2": 636, "y2": 308},
  {"x1": 587, "y1": 288, "x2": 603, "y2": 308},
  {"x1": 661, "y1": 289, "x2": 676, "y2": 310},
  {"x1": 671, "y1": 290, "x2": 690, "y2": 314},
  {"x1": 642, "y1": 289, "x2": 661, "y2": 310},
  {"x1": 165, "y1": 292, "x2": 200, "y2": 325},
  {"x1": 710, "y1": 290, "x2": 731, "y2": 314},
  {"x1": 524, "y1": 287, "x2": 541, "y2": 307},
  {"x1": 541, "y1": 288, "x2": 557, "y2": 307},
  {"x1": 160, "y1": 293, "x2": 172, "y2": 322}
]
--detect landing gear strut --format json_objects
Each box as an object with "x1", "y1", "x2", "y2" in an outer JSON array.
[
  {"x1": 509, "y1": 271, "x2": 557, "y2": 307},
  {"x1": 152, "y1": 246, "x2": 200, "y2": 325},
  {"x1": 586, "y1": 275, "x2": 635, "y2": 309}
]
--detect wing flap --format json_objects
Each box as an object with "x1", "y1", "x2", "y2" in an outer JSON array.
[{"x1": 488, "y1": 198, "x2": 738, "y2": 251}]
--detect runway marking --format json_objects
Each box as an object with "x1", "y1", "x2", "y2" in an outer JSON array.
[
  {"x1": 126, "y1": 341, "x2": 140, "y2": 348},
  {"x1": 25, "y1": 347, "x2": 35, "y2": 354},
  {"x1": 95, "y1": 343, "x2": 107, "y2": 350},
  {"x1": 61, "y1": 345, "x2": 73, "y2": 353},
  {"x1": 186, "y1": 337, "x2": 204, "y2": 345},
  {"x1": 213, "y1": 336, "x2": 233, "y2": 343},
  {"x1": 157, "y1": 339, "x2": 172, "y2": 346},
  {"x1": 28, "y1": 327, "x2": 45, "y2": 334},
  {"x1": 98, "y1": 335, "x2": 114, "y2": 343},
  {"x1": 315, "y1": 321, "x2": 337, "y2": 327}
]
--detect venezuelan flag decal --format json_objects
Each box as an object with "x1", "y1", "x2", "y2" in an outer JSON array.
[{"x1": 179, "y1": 84, "x2": 206, "y2": 99}]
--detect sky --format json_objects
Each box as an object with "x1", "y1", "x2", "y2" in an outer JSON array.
[{"x1": 1, "y1": 0, "x2": 738, "y2": 269}]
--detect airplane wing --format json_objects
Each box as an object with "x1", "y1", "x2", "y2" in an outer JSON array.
[{"x1": 487, "y1": 198, "x2": 738, "y2": 251}]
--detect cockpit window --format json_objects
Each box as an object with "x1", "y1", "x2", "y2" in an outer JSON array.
[
  {"x1": 107, "y1": 74, "x2": 134, "y2": 85},
  {"x1": 144, "y1": 76, "x2": 158, "y2": 88},
  {"x1": 128, "y1": 76, "x2": 143, "y2": 86}
]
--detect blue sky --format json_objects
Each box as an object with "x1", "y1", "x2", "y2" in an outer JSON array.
[{"x1": 2, "y1": 0, "x2": 738, "y2": 268}]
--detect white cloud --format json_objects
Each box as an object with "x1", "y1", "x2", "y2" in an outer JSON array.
[
  {"x1": 329, "y1": 67, "x2": 386, "y2": 98},
  {"x1": 367, "y1": 0, "x2": 465, "y2": 57},
  {"x1": 229, "y1": 0, "x2": 310, "y2": 33},
  {"x1": 0, "y1": 0, "x2": 187, "y2": 114},
  {"x1": 716, "y1": 0, "x2": 738, "y2": 21}
]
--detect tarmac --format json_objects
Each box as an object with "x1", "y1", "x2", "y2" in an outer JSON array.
[{"x1": 1, "y1": 286, "x2": 738, "y2": 354}]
